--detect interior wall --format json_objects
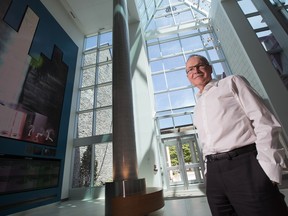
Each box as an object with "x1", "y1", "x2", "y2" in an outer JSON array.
[
  {"x1": 0, "y1": 0, "x2": 81, "y2": 214},
  {"x1": 129, "y1": 22, "x2": 163, "y2": 188}
]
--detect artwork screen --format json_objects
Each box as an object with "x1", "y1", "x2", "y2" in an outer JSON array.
[{"x1": 0, "y1": 1, "x2": 69, "y2": 146}]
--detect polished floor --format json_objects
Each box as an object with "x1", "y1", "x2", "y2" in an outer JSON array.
[{"x1": 9, "y1": 187, "x2": 288, "y2": 216}]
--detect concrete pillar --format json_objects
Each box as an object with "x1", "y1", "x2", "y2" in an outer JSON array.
[
  {"x1": 105, "y1": 0, "x2": 146, "y2": 215},
  {"x1": 111, "y1": 0, "x2": 138, "y2": 181}
]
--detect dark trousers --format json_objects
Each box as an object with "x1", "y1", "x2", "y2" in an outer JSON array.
[{"x1": 206, "y1": 151, "x2": 288, "y2": 216}]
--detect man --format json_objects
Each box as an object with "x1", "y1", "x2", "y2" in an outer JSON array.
[{"x1": 186, "y1": 54, "x2": 288, "y2": 216}]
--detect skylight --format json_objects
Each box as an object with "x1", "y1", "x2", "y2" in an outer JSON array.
[{"x1": 135, "y1": 0, "x2": 211, "y2": 34}]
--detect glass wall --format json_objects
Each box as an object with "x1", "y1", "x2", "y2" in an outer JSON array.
[
  {"x1": 145, "y1": 0, "x2": 230, "y2": 130},
  {"x1": 72, "y1": 31, "x2": 113, "y2": 188},
  {"x1": 73, "y1": 0, "x2": 232, "y2": 190}
]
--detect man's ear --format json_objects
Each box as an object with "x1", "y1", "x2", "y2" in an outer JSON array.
[{"x1": 209, "y1": 65, "x2": 213, "y2": 73}]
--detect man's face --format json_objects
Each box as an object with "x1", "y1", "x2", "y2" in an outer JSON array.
[{"x1": 186, "y1": 56, "x2": 212, "y2": 91}]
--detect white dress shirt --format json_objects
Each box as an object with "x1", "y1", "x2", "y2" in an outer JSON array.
[{"x1": 193, "y1": 75, "x2": 286, "y2": 184}]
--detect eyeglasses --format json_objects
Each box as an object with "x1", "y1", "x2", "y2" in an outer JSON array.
[{"x1": 186, "y1": 64, "x2": 208, "y2": 75}]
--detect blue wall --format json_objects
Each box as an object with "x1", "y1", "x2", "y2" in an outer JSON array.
[{"x1": 0, "y1": 0, "x2": 78, "y2": 215}]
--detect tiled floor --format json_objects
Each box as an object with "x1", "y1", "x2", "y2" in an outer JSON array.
[{"x1": 9, "y1": 188, "x2": 288, "y2": 216}]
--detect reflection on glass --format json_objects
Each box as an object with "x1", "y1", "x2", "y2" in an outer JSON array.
[
  {"x1": 72, "y1": 146, "x2": 92, "y2": 187},
  {"x1": 94, "y1": 143, "x2": 113, "y2": 186}
]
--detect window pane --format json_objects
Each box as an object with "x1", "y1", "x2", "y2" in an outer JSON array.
[
  {"x1": 166, "y1": 69, "x2": 190, "y2": 89},
  {"x1": 170, "y1": 89, "x2": 196, "y2": 109},
  {"x1": 96, "y1": 85, "x2": 112, "y2": 107},
  {"x1": 163, "y1": 56, "x2": 185, "y2": 70},
  {"x1": 152, "y1": 73, "x2": 167, "y2": 92},
  {"x1": 99, "y1": 48, "x2": 112, "y2": 63},
  {"x1": 100, "y1": 32, "x2": 112, "y2": 46},
  {"x1": 150, "y1": 60, "x2": 164, "y2": 73},
  {"x1": 212, "y1": 62, "x2": 226, "y2": 77},
  {"x1": 247, "y1": 15, "x2": 267, "y2": 30},
  {"x1": 79, "y1": 88, "x2": 94, "y2": 111},
  {"x1": 72, "y1": 146, "x2": 92, "y2": 188},
  {"x1": 181, "y1": 36, "x2": 203, "y2": 52},
  {"x1": 77, "y1": 112, "x2": 93, "y2": 138},
  {"x1": 175, "y1": 10, "x2": 193, "y2": 24},
  {"x1": 148, "y1": 44, "x2": 161, "y2": 59},
  {"x1": 83, "y1": 51, "x2": 97, "y2": 66},
  {"x1": 81, "y1": 68, "x2": 95, "y2": 87},
  {"x1": 85, "y1": 35, "x2": 98, "y2": 50},
  {"x1": 98, "y1": 64, "x2": 112, "y2": 84},
  {"x1": 160, "y1": 40, "x2": 181, "y2": 56},
  {"x1": 94, "y1": 142, "x2": 113, "y2": 186},
  {"x1": 95, "y1": 108, "x2": 112, "y2": 135},
  {"x1": 155, "y1": 93, "x2": 170, "y2": 111},
  {"x1": 159, "y1": 117, "x2": 173, "y2": 129},
  {"x1": 238, "y1": 0, "x2": 258, "y2": 15},
  {"x1": 173, "y1": 114, "x2": 193, "y2": 127}
]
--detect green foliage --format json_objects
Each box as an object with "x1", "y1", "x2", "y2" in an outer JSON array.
[
  {"x1": 80, "y1": 145, "x2": 98, "y2": 187},
  {"x1": 168, "y1": 143, "x2": 192, "y2": 166}
]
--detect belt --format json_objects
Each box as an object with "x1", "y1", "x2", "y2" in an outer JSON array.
[{"x1": 206, "y1": 143, "x2": 256, "y2": 162}]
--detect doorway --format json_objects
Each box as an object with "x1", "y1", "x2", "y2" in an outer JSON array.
[{"x1": 160, "y1": 132, "x2": 205, "y2": 190}]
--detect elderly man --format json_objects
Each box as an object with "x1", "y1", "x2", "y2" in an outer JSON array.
[{"x1": 186, "y1": 54, "x2": 288, "y2": 216}]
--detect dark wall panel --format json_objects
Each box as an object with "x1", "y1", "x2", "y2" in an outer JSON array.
[{"x1": 0, "y1": 0, "x2": 78, "y2": 214}]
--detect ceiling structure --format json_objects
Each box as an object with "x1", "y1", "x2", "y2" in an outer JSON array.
[
  {"x1": 58, "y1": 0, "x2": 140, "y2": 35},
  {"x1": 44, "y1": 0, "x2": 212, "y2": 36}
]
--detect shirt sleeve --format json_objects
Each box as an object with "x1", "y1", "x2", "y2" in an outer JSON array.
[{"x1": 231, "y1": 75, "x2": 286, "y2": 184}]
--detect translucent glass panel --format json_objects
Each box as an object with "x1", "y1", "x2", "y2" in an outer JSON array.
[
  {"x1": 79, "y1": 88, "x2": 94, "y2": 111},
  {"x1": 247, "y1": 15, "x2": 268, "y2": 30},
  {"x1": 147, "y1": 23, "x2": 227, "y2": 119},
  {"x1": 211, "y1": 62, "x2": 227, "y2": 78},
  {"x1": 83, "y1": 51, "x2": 97, "y2": 66},
  {"x1": 77, "y1": 112, "x2": 93, "y2": 138},
  {"x1": 72, "y1": 146, "x2": 92, "y2": 187},
  {"x1": 163, "y1": 56, "x2": 186, "y2": 70},
  {"x1": 160, "y1": 40, "x2": 182, "y2": 56},
  {"x1": 99, "y1": 32, "x2": 112, "y2": 46},
  {"x1": 173, "y1": 114, "x2": 193, "y2": 126},
  {"x1": 238, "y1": 0, "x2": 258, "y2": 14},
  {"x1": 94, "y1": 142, "x2": 113, "y2": 186},
  {"x1": 135, "y1": 0, "x2": 162, "y2": 29},
  {"x1": 181, "y1": 36, "x2": 203, "y2": 52},
  {"x1": 85, "y1": 35, "x2": 98, "y2": 50},
  {"x1": 152, "y1": 69, "x2": 189, "y2": 92},
  {"x1": 146, "y1": 0, "x2": 211, "y2": 31},
  {"x1": 157, "y1": 111, "x2": 194, "y2": 129},
  {"x1": 99, "y1": 49, "x2": 112, "y2": 63},
  {"x1": 75, "y1": 30, "x2": 113, "y2": 190},
  {"x1": 72, "y1": 143, "x2": 113, "y2": 188},
  {"x1": 81, "y1": 68, "x2": 95, "y2": 87},
  {"x1": 78, "y1": 85, "x2": 112, "y2": 111},
  {"x1": 96, "y1": 85, "x2": 112, "y2": 107},
  {"x1": 174, "y1": 9, "x2": 194, "y2": 25},
  {"x1": 76, "y1": 31, "x2": 113, "y2": 139},
  {"x1": 166, "y1": 69, "x2": 190, "y2": 88},
  {"x1": 98, "y1": 64, "x2": 112, "y2": 84},
  {"x1": 95, "y1": 108, "x2": 112, "y2": 135}
]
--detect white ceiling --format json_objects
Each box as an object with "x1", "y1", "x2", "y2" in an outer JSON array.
[{"x1": 59, "y1": 0, "x2": 140, "y2": 35}]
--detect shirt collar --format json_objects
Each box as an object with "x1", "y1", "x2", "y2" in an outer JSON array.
[{"x1": 196, "y1": 79, "x2": 219, "y2": 98}]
